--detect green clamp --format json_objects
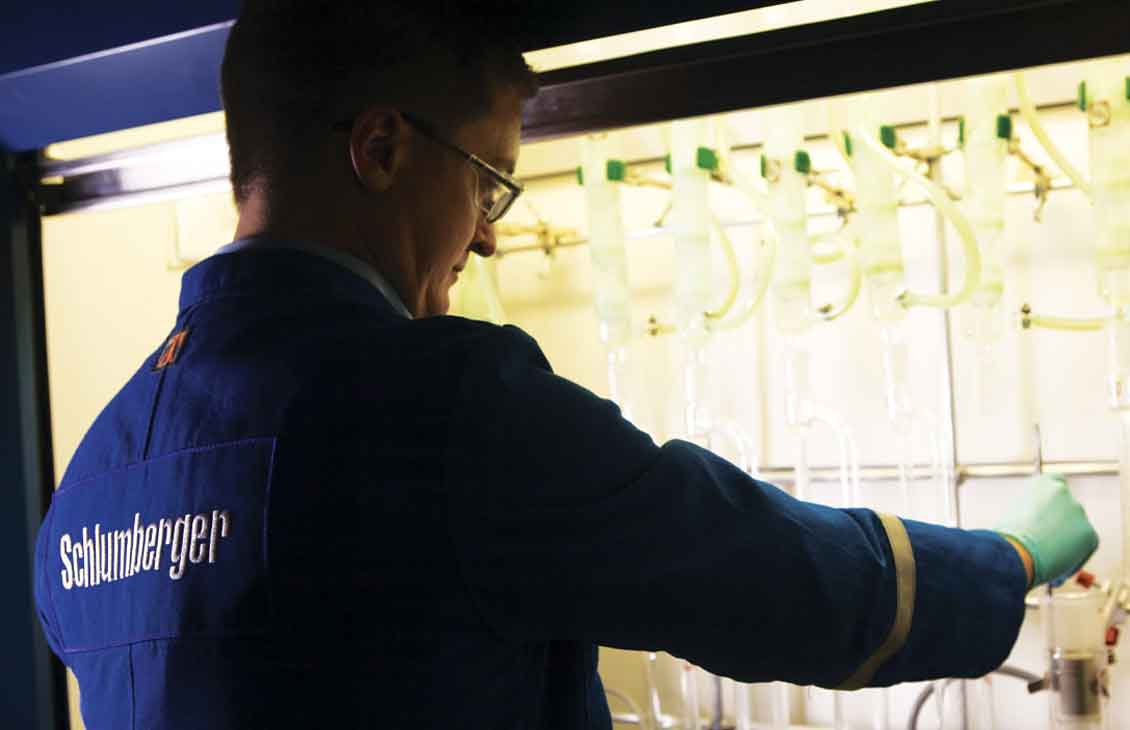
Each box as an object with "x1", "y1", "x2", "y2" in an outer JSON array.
[
  {"x1": 996, "y1": 113, "x2": 1013, "y2": 141},
  {"x1": 577, "y1": 160, "x2": 628, "y2": 184},
  {"x1": 794, "y1": 149, "x2": 811, "y2": 175},
  {"x1": 759, "y1": 154, "x2": 767, "y2": 178},
  {"x1": 664, "y1": 154, "x2": 672, "y2": 174},
  {"x1": 880, "y1": 125, "x2": 897, "y2": 150},
  {"x1": 842, "y1": 131, "x2": 853, "y2": 157},
  {"x1": 696, "y1": 146, "x2": 719, "y2": 172},
  {"x1": 1078, "y1": 81, "x2": 1088, "y2": 111},
  {"x1": 958, "y1": 116, "x2": 966, "y2": 147}
]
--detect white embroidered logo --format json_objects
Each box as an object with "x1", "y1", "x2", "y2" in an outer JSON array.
[{"x1": 58, "y1": 510, "x2": 231, "y2": 589}]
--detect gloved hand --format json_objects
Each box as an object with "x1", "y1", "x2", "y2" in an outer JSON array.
[{"x1": 994, "y1": 473, "x2": 1099, "y2": 588}]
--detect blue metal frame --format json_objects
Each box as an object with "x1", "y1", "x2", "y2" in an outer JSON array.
[
  {"x1": 0, "y1": 22, "x2": 234, "y2": 151},
  {"x1": 0, "y1": 150, "x2": 65, "y2": 730},
  {"x1": 0, "y1": 1, "x2": 777, "y2": 152},
  {"x1": 0, "y1": 1, "x2": 240, "y2": 75}
]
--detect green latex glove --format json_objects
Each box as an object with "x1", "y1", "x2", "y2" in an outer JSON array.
[{"x1": 995, "y1": 473, "x2": 1099, "y2": 587}]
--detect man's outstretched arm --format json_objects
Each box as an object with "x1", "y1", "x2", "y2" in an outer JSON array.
[{"x1": 446, "y1": 325, "x2": 1094, "y2": 688}]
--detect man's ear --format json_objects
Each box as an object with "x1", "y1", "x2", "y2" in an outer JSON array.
[{"x1": 349, "y1": 107, "x2": 406, "y2": 193}]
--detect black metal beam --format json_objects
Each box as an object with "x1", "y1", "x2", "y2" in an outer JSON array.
[
  {"x1": 523, "y1": 0, "x2": 1130, "y2": 141},
  {"x1": 0, "y1": 150, "x2": 67, "y2": 730}
]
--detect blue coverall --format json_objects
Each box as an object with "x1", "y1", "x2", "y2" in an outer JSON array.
[{"x1": 34, "y1": 239, "x2": 1028, "y2": 729}]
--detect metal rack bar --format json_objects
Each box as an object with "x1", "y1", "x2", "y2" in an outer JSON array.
[
  {"x1": 1, "y1": 151, "x2": 67, "y2": 730},
  {"x1": 519, "y1": 100, "x2": 1079, "y2": 186},
  {"x1": 495, "y1": 177, "x2": 1079, "y2": 258}
]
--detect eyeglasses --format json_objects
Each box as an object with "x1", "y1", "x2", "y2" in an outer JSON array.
[{"x1": 333, "y1": 111, "x2": 522, "y2": 224}]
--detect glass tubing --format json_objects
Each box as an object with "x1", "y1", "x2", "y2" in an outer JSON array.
[
  {"x1": 573, "y1": 59, "x2": 1130, "y2": 724},
  {"x1": 1019, "y1": 57, "x2": 1130, "y2": 730}
]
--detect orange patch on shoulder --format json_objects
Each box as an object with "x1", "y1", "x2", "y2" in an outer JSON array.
[{"x1": 154, "y1": 328, "x2": 190, "y2": 371}]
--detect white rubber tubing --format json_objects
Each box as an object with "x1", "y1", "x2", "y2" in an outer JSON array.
[
  {"x1": 1014, "y1": 72, "x2": 1092, "y2": 200},
  {"x1": 851, "y1": 125, "x2": 982, "y2": 309}
]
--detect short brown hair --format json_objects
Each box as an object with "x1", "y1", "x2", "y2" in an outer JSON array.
[{"x1": 221, "y1": 0, "x2": 539, "y2": 204}]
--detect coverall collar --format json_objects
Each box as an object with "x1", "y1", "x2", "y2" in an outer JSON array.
[
  {"x1": 179, "y1": 238, "x2": 411, "y2": 319},
  {"x1": 180, "y1": 237, "x2": 413, "y2": 319}
]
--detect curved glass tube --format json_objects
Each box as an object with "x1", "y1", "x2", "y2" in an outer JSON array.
[
  {"x1": 847, "y1": 123, "x2": 982, "y2": 310},
  {"x1": 705, "y1": 215, "x2": 776, "y2": 332},
  {"x1": 765, "y1": 104, "x2": 862, "y2": 730},
  {"x1": 836, "y1": 94, "x2": 949, "y2": 729},
  {"x1": 581, "y1": 132, "x2": 664, "y2": 724},
  {"x1": 783, "y1": 342, "x2": 857, "y2": 730},
  {"x1": 958, "y1": 75, "x2": 1011, "y2": 372},
  {"x1": 1087, "y1": 58, "x2": 1130, "y2": 308},
  {"x1": 705, "y1": 213, "x2": 742, "y2": 322},
  {"x1": 670, "y1": 116, "x2": 762, "y2": 730},
  {"x1": 816, "y1": 230, "x2": 863, "y2": 322},
  {"x1": 1018, "y1": 58, "x2": 1129, "y2": 321}
]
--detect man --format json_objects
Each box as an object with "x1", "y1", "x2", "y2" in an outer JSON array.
[{"x1": 34, "y1": 2, "x2": 1097, "y2": 728}]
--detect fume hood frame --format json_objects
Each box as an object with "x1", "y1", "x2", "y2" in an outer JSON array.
[{"x1": 2, "y1": 2, "x2": 1129, "y2": 730}]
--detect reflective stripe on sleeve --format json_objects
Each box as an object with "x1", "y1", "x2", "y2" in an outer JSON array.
[{"x1": 836, "y1": 512, "x2": 916, "y2": 690}]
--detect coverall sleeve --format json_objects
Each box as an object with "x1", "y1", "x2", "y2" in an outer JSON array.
[{"x1": 445, "y1": 326, "x2": 1027, "y2": 688}]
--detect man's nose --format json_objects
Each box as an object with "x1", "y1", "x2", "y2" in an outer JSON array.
[{"x1": 470, "y1": 216, "x2": 497, "y2": 258}]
